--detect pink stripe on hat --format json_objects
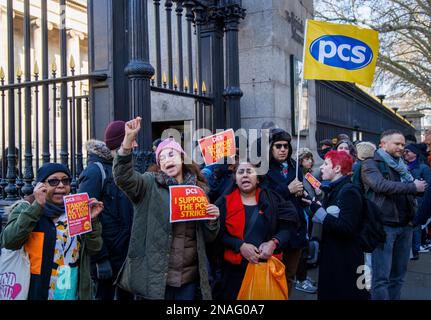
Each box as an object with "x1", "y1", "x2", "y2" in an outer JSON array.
[{"x1": 155, "y1": 138, "x2": 185, "y2": 164}]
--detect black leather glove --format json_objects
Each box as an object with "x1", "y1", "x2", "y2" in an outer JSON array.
[
  {"x1": 96, "y1": 259, "x2": 113, "y2": 280},
  {"x1": 309, "y1": 202, "x2": 322, "y2": 215}
]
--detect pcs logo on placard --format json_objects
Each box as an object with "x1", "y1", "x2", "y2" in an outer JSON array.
[{"x1": 309, "y1": 35, "x2": 373, "y2": 70}]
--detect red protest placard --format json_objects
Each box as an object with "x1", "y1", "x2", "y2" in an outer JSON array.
[
  {"x1": 64, "y1": 193, "x2": 92, "y2": 237},
  {"x1": 305, "y1": 172, "x2": 321, "y2": 189},
  {"x1": 169, "y1": 186, "x2": 214, "y2": 223},
  {"x1": 198, "y1": 129, "x2": 236, "y2": 166}
]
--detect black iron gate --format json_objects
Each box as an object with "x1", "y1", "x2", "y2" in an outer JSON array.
[
  {"x1": 0, "y1": 0, "x2": 245, "y2": 209},
  {"x1": 89, "y1": 0, "x2": 246, "y2": 151},
  {"x1": 315, "y1": 81, "x2": 416, "y2": 145},
  {"x1": 0, "y1": 0, "x2": 107, "y2": 207}
]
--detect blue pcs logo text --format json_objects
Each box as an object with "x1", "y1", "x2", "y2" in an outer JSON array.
[{"x1": 309, "y1": 35, "x2": 373, "y2": 70}]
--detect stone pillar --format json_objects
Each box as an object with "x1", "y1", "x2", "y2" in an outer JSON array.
[
  {"x1": 88, "y1": 0, "x2": 130, "y2": 140},
  {"x1": 400, "y1": 110, "x2": 425, "y2": 142},
  {"x1": 0, "y1": 8, "x2": 7, "y2": 73},
  {"x1": 237, "y1": 0, "x2": 317, "y2": 154}
]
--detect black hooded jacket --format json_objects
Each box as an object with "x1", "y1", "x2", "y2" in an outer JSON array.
[
  {"x1": 78, "y1": 140, "x2": 134, "y2": 274},
  {"x1": 262, "y1": 135, "x2": 308, "y2": 249}
]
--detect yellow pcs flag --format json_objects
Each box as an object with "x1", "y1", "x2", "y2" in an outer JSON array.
[{"x1": 303, "y1": 20, "x2": 379, "y2": 87}]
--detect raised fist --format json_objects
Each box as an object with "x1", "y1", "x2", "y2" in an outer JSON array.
[{"x1": 122, "y1": 117, "x2": 142, "y2": 149}]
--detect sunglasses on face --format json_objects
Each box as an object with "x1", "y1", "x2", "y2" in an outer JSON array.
[
  {"x1": 274, "y1": 143, "x2": 289, "y2": 150},
  {"x1": 46, "y1": 178, "x2": 71, "y2": 187}
]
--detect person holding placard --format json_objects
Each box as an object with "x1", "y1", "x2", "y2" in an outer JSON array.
[
  {"x1": 1, "y1": 163, "x2": 104, "y2": 300},
  {"x1": 262, "y1": 129, "x2": 307, "y2": 296},
  {"x1": 112, "y1": 117, "x2": 220, "y2": 300},
  {"x1": 303, "y1": 151, "x2": 369, "y2": 300},
  {"x1": 214, "y1": 161, "x2": 299, "y2": 300}
]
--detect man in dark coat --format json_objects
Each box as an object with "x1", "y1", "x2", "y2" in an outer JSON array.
[
  {"x1": 78, "y1": 121, "x2": 134, "y2": 300},
  {"x1": 361, "y1": 130, "x2": 426, "y2": 300},
  {"x1": 261, "y1": 129, "x2": 306, "y2": 296},
  {"x1": 306, "y1": 150, "x2": 369, "y2": 300}
]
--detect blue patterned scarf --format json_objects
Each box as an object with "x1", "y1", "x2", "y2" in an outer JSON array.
[{"x1": 377, "y1": 148, "x2": 414, "y2": 183}]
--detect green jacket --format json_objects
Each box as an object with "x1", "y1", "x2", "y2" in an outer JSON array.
[
  {"x1": 0, "y1": 201, "x2": 102, "y2": 300},
  {"x1": 113, "y1": 153, "x2": 219, "y2": 300}
]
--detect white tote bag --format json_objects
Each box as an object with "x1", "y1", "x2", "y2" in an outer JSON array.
[{"x1": 0, "y1": 247, "x2": 31, "y2": 300}]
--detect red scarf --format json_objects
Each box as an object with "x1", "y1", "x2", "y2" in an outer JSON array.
[{"x1": 224, "y1": 188, "x2": 261, "y2": 264}]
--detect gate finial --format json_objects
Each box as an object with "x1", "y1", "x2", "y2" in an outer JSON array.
[
  {"x1": 69, "y1": 55, "x2": 76, "y2": 70},
  {"x1": 52, "y1": 59, "x2": 57, "y2": 73},
  {"x1": 16, "y1": 66, "x2": 23, "y2": 79},
  {"x1": 202, "y1": 81, "x2": 207, "y2": 95},
  {"x1": 34, "y1": 61, "x2": 39, "y2": 75}
]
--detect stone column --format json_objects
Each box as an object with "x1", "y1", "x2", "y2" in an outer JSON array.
[
  {"x1": 88, "y1": 0, "x2": 130, "y2": 139},
  {"x1": 0, "y1": 8, "x2": 7, "y2": 73}
]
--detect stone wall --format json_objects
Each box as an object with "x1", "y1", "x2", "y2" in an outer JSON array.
[{"x1": 239, "y1": 0, "x2": 317, "y2": 153}]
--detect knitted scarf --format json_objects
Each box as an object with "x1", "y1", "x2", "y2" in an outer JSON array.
[
  {"x1": 377, "y1": 148, "x2": 414, "y2": 183},
  {"x1": 44, "y1": 202, "x2": 65, "y2": 218}
]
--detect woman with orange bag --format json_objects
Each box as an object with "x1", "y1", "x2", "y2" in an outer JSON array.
[{"x1": 213, "y1": 161, "x2": 299, "y2": 300}]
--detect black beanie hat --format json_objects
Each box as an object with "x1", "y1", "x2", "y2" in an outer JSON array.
[
  {"x1": 405, "y1": 144, "x2": 421, "y2": 156},
  {"x1": 270, "y1": 129, "x2": 292, "y2": 145},
  {"x1": 36, "y1": 163, "x2": 71, "y2": 183}
]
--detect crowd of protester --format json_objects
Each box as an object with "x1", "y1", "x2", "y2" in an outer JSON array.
[{"x1": 2, "y1": 118, "x2": 431, "y2": 301}]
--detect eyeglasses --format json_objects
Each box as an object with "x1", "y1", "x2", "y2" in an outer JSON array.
[
  {"x1": 274, "y1": 143, "x2": 289, "y2": 150},
  {"x1": 46, "y1": 178, "x2": 71, "y2": 187}
]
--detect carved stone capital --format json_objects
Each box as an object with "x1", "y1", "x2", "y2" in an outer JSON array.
[{"x1": 222, "y1": 3, "x2": 246, "y2": 21}]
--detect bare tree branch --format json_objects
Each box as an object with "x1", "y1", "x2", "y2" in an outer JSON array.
[{"x1": 316, "y1": 0, "x2": 431, "y2": 101}]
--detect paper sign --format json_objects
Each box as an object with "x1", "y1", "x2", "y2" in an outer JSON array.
[
  {"x1": 305, "y1": 173, "x2": 321, "y2": 189},
  {"x1": 198, "y1": 129, "x2": 236, "y2": 166},
  {"x1": 64, "y1": 193, "x2": 92, "y2": 237},
  {"x1": 169, "y1": 186, "x2": 214, "y2": 223}
]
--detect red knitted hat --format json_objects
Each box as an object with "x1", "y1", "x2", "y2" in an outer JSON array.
[{"x1": 104, "y1": 120, "x2": 126, "y2": 150}]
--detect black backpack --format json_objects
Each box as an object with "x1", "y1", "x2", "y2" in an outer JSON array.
[{"x1": 351, "y1": 161, "x2": 387, "y2": 253}]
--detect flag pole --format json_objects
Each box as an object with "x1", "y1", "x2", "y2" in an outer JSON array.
[{"x1": 295, "y1": 19, "x2": 309, "y2": 180}]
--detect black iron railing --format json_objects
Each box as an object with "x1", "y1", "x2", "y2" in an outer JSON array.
[
  {"x1": 0, "y1": 71, "x2": 107, "y2": 200},
  {"x1": 0, "y1": 0, "x2": 107, "y2": 201},
  {"x1": 147, "y1": 0, "x2": 245, "y2": 131}
]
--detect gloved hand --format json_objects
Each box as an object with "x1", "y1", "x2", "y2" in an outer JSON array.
[
  {"x1": 96, "y1": 259, "x2": 113, "y2": 280},
  {"x1": 309, "y1": 202, "x2": 322, "y2": 215},
  {"x1": 302, "y1": 197, "x2": 322, "y2": 218}
]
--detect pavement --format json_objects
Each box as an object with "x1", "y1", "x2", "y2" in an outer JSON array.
[{"x1": 290, "y1": 251, "x2": 431, "y2": 300}]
